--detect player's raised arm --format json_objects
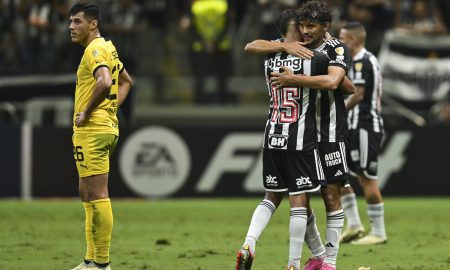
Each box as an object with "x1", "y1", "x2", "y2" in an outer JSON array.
[
  {"x1": 244, "y1": 40, "x2": 313, "y2": 59},
  {"x1": 118, "y1": 68, "x2": 133, "y2": 107},
  {"x1": 76, "y1": 66, "x2": 112, "y2": 126}
]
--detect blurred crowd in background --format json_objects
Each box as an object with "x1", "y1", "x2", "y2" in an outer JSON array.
[{"x1": 1, "y1": 0, "x2": 450, "y2": 124}]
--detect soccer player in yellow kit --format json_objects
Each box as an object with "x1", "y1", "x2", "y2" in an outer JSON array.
[{"x1": 69, "y1": 3, "x2": 132, "y2": 270}]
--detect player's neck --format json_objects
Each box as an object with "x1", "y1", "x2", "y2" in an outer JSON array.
[
  {"x1": 352, "y1": 46, "x2": 365, "y2": 58},
  {"x1": 82, "y1": 30, "x2": 101, "y2": 47},
  {"x1": 308, "y1": 40, "x2": 323, "y2": 50}
]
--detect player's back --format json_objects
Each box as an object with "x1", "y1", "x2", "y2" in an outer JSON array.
[
  {"x1": 263, "y1": 50, "x2": 329, "y2": 151},
  {"x1": 74, "y1": 38, "x2": 123, "y2": 135}
]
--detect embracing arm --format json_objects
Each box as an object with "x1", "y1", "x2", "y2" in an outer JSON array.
[
  {"x1": 345, "y1": 85, "x2": 365, "y2": 111},
  {"x1": 270, "y1": 65, "x2": 346, "y2": 90},
  {"x1": 340, "y1": 76, "x2": 356, "y2": 95},
  {"x1": 118, "y1": 68, "x2": 133, "y2": 107},
  {"x1": 244, "y1": 40, "x2": 313, "y2": 59},
  {"x1": 75, "y1": 67, "x2": 112, "y2": 126}
]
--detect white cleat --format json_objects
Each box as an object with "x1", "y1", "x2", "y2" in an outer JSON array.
[
  {"x1": 70, "y1": 261, "x2": 93, "y2": 270},
  {"x1": 351, "y1": 234, "x2": 387, "y2": 245},
  {"x1": 340, "y1": 226, "x2": 365, "y2": 243},
  {"x1": 88, "y1": 264, "x2": 111, "y2": 270}
]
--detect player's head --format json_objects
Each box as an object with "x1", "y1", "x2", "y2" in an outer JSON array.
[
  {"x1": 276, "y1": 9, "x2": 300, "y2": 40},
  {"x1": 69, "y1": 3, "x2": 101, "y2": 45},
  {"x1": 339, "y1": 21, "x2": 366, "y2": 54},
  {"x1": 297, "y1": 0, "x2": 332, "y2": 48}
]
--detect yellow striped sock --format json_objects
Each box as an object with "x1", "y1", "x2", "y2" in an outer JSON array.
[
  {"x1": 91, "y1": 198, "x2": 113, "y2": 264},
  {"x1": 83, "y1": 202, "x2": 94, "y2": 261}
]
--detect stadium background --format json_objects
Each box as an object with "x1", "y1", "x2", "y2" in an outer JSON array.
[
  {"x1": 1, "y1": 1, "x2": 450, "y2": 269},
  {"x1": 1, "y1": 0, "x2": 449, "y2": 199}
]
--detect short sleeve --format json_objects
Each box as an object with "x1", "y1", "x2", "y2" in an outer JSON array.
[
  {"x1": 85, "y1": 44, "x2": 110, "y2": 77},
  {"x1": 326, "y1": 40, "x2": 350, "y2": 72}
]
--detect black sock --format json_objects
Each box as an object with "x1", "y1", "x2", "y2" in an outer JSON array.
[
  {"x1": 84, "y1": 259, "x2": 92, "y2": 265},
  {"x1": 94, "y1": 262, "x2": 110, "y2": 268}
]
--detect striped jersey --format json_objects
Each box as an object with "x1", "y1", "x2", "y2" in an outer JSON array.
[
  {"x1": 347, "y1": 48, "x2": 384, "y2": 132},
  {"x1": 313, "y1": 38, "x2": 350, "y2": 142},
  {"x1": 263, "y1": 46, "x2": 329, "y2": 151}
]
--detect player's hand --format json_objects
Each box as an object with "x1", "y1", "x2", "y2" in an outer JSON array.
[
  {"x1": 284, "y1": 42, "x2": 313, "y2": 59},
  {"x1": 270, "y1": 67, "x2": 295, "y2": 89},
  {"x1": 323, "y1": 32, "x2": 333, "y2": 42},
  {"x1": 75, "y1": 111, "x2": 90, "y2": 127}
]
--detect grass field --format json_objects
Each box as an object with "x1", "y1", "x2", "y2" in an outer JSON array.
[{"x1": 0, "y1": 197, "x2": 449, "y2": 270}]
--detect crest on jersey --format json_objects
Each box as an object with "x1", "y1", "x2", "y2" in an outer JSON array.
[
  {"x1": 355, "y1": 62, "x2": 363, "y2": 72},
  {"x1": 92, "y1": 49, "x2": 99, "y2": 58},
  {"x1": 335, "y1": 47, "x2": 344, "y2": 56}
]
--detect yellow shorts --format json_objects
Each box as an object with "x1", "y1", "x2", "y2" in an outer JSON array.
[{"x1": 72, "y1": 132, "x2": 118, "y2": 178}]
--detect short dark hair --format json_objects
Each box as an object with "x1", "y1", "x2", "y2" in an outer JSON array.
[
  {"x1": 276, "y1": 9, "x2": 299, "y2": 36},
  {"x1": 297, "y1": 0, "x2": 332, "y2": 24},
  {"x1": 342, "y1": 21, "x2": 365, "y2": 32},
  {"x1": 70, "y1": 3, "x2": 101, "y2": 23}
]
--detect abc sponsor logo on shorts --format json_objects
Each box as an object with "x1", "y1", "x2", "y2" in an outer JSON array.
[
  {"x1": 296, "y1": 176, "x2": 312, "y2": 188},
  {"x1": 324, "y1": 151, "x2": 342, "y2": 167},
  {"x1": 269, "y1": 135, "x2": 288, "y2": 148},
  {"x1": 119, "y1": 126, "x2": 191, "y2": 198},
  {"x1": 265, "y1": 175, "x2": 278, "y2": 187}
]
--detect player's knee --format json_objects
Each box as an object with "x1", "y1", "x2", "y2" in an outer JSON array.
[{"x1": 265, "y1": 192, "x2": 283, "y2": 208}]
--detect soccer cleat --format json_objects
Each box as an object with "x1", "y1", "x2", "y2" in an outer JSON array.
[
  {"x1": 319, "y1": 263, "x2": 336, "y2": 270},
  {"x1": 70, "y1": 261, "x2": 93, "y2": 270},
  {"x1": 84, "y1": 262, "x2": 111, "y2": 270},
  {"x1": 235, "y1": 245, "x2": 254, "y2": 270},
  {"x1": 303, "y1": 257, "x2": 324, "y2": 270},
  {"x1": 340, "y1": 227, "x2": 365, "y2": 243},
  {"x1": 351, "y1": 234, "x2": 387, "y2": 245},
  {"x1": 286, "y1": 265, "x2": 299, "y2": 270}
]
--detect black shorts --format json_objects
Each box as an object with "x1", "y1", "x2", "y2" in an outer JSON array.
[
  {"x1": 317, "y1": 141, "x2": 348, "y2": 184},
  {"x1": 347, "y1": 128, "x2": 383, "y2": 180},
  {"x1": 262, "y1": 148, "x2": 322, "y2": 195}
]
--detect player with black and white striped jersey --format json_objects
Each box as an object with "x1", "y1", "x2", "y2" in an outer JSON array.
[
  {"x1": 270, "y1": 1, "x2": 356, "y2": 269},
  {"x1": 338, "y1": 22, "x2": 387, "y2": 246},
  {"x1": 235, "y1": 9, "x2": 330, "y2": 270}
]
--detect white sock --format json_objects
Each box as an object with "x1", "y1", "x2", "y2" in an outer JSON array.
[
  {"x1": 288, "y1": 207, "x2": 307, "y2": 269},
  {"x1": 341, "y1": 193, "x2": 363, "y2": 229},
  {"x1": 324, "y1": 210, "x2": 344, "y2": 267},
  {"x1": 305, "y1": 212, "x2": 325, "y2": 259},
  {"x1": 368, "y1": 203, "x2": 386, "y2": 238},
  {"x1": 244, "y1": 199, "x2": 276, "y2": 253}
]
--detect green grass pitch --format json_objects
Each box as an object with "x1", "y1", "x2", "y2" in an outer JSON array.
[{"x1": 0, "y1": 197, "x2": 449, "y2": 269}]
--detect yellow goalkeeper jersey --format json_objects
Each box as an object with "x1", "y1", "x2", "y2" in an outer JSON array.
[{"x1": 73, "y1": 37, "x2": 123, "y2": 135}]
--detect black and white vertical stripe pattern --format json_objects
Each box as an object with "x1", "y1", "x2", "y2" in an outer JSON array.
[
  {"x1": 263, "y1": 49, "x2": 326, "y2": 151},
  {"x1": 347, "y1": 49, "x2": 384, "y2": 133},
  {"x1": 313, "y1": 41, "x2": 349, "y2": 143},
  {"x1": 338, "y1": 141, "x2": 349, "y2": 173}
]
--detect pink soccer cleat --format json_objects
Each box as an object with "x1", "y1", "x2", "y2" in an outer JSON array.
[
  {"x1": 303, "y1": 257, "x2": 324, "y2": 270},
  {"x1": 319, "y1": 263, "x2": 336, "y2": 270},
  {"x1": 235, "y1": 245, "x2": 254, "y2": 270}
]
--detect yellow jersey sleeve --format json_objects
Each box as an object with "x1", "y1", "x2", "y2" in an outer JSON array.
[{"x1": 73, "y1": 38, "x2": 121, "y2": 136}]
